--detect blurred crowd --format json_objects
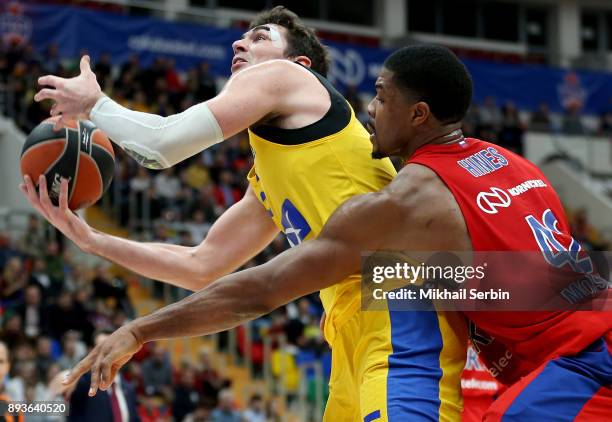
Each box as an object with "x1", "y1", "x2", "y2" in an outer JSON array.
[
  {"x1": 1, "y1": 38, "x2": 329, "y2": 422},
  {"x1": 1, "y1": 36, "x2": 610, "y2": 421}
]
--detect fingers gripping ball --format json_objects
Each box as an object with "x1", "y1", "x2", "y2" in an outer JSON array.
[{"x1": 21, "y1": 117, "x2": 115, "y2": 210}]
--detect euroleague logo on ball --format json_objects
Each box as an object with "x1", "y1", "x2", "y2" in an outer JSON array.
[
  {"x1": 49, "y1": 173, "x2": 72, "y2": 202},
  {"x1": 21, "y1": 118, "x2": 115, "y2": 210}
]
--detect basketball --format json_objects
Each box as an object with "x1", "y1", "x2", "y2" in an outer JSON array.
[{"x1": 20, "y1": 117, "x2": 115, "y2": 210}]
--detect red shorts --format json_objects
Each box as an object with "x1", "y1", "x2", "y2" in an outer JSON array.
[{"x1": 484, "y1": 333, "x2": 612, "y2": 421}]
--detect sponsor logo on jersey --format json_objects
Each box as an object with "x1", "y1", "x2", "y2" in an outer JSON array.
[
  {"x1": 281, "y1": 199, "x2": 311, "y2": 247},
  {"x1": 457, "y1": 147, "x2": 509, "y2": 177},
  {"x1": 476, "y1": 187, "x2": 511, "y2": 214},
  {"x1": 476, "y1": 180, "x2": 547, "y2": 214},
  {"x1": 507, "y1": 179, "x2": 547, "y2": 196}
]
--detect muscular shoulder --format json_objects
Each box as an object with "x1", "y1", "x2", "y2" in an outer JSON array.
[
  {"x1": 378, "y1": 163, "x2": 471, "y2": 250},
  {"x1": 319, "y1": 163, "x2": 470, "y2": 253}
]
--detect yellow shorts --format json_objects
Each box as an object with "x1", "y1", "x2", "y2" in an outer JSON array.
[{"x1": 323, "y1": 308, "x2": 467, "y2": 421}]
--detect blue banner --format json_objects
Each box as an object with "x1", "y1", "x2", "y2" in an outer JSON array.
[{"x1": 4, "y1": 3, "x2": 612, "y2": 114}]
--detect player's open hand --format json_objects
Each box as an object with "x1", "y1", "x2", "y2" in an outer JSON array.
[
  {"x1": 19, "y1": 175, "x2": 96, "y2": 253},
  {"x1": 34, "y1": 56, "x2": 103, "y2": 129},
  {"x1": 62, "y1": 325, "x2": 143, "y2": 397}
]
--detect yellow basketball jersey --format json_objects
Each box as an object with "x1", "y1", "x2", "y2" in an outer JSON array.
[{"x1": 246, "y1": 76, "x2": 396, "y2": 342}]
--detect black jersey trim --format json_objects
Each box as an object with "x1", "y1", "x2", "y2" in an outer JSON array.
[{"x1": 249, "y1": 64, "x2": 351, "y2": 145}]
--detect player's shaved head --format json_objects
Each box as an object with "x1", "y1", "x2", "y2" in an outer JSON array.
[{"x1": 383, "y1": 45, "x2": 473, "y2": 124}]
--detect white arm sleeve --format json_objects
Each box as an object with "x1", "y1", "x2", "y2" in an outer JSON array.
[{"x1": 89, "y1": 96, "x2": 224, "y2": 169}]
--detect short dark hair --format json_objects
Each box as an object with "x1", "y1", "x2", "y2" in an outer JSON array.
[
  {"x1": 383, "y1": 45, "x2": 473, "y2": 124},
  {"x1": 249, "y1": 6, "x2": 330, "y2": 76}
]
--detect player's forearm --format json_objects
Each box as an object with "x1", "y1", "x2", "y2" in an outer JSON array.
[
  {"x1": 89, "y1": 230, "x2": 213, "y2": 290},
  {"x1": 130, "y1": 240, "x2": 357, "y2": 344},
  {"x1": 130, "y1": 265, "x2": 276, "y2": 343},
  {"x1": 89, "y1": 97, "x2": 224, "y2": 169}
]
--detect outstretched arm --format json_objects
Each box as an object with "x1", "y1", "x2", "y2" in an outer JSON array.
[
  {"x1": 34, "y1": 57, "x2": 304, "y2": 168},
  {"x1": 64, "y1": 189, "x2": 402, "y2": 395},
  {"x1": 20, "y1": 176, "x2": 279, "y2": 291}
]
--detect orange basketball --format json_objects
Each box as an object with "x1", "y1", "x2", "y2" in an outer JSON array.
[{"x1": 20, "y1": 117, "x2": 115, "y2": 210}]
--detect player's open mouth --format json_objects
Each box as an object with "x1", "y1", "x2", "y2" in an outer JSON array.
[{"x1": 232, "y1": 57, "x2": 247, "y2": 65}]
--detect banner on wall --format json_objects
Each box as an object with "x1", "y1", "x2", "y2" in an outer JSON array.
[{"x1": 3, "y1": 3, "x2": 612, "y2": 114}]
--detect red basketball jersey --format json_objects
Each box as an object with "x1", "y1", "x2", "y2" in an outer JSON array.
[{"x1": 408, "y1": 137, "x2": 611, "y2": 385}]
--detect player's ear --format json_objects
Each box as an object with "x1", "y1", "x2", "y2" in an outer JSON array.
[
  {"x1": 293, "y1": 55, "x2": 312, "y2": 68},
  {"x1": 412, "y1": 102, "x2": 430, "y2": 126}
]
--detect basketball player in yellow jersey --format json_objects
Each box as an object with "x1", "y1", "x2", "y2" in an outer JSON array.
[{"x1": 30, "y1": 7, "x2": 466, "y2": 421}]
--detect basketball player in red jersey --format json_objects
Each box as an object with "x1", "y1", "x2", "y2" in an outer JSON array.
[
  {"x1": 62, "y1": 45, "x2": 610, "y2": 420},
  {"x1": 461, "y1": 342, "x2": 503, "y2": 422}
]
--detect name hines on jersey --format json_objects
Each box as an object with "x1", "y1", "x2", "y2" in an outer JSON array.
[{"x1": 457, "y1": 147, "x2": 509, "y2": 177}]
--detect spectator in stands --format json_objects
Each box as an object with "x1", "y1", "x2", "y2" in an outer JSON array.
[
  {"x1": 0, "y1": 340, "x2": 24, "y2": 422},
  {"x1": 1, "y1": 256, "x2": 26, "y2": 305},
  {"x1": 34, "y1": 337, "x2": 56, "y2": 383},
  {"x1": 477, "y1": 96, "x2": 502, "y2": 142},
  {"x1": 265, "y1": 397, "x2": 283, "y2": 422},
  {"x1": 462, "y1": 104, "x2": 480, "y2": 138},
  {"x1": 195, "y1": 347, "x2": 228, "y2": 403},
  {"x1": 19, "y1": 215, "x2": 45, "y2": 260},
  {"x1": 213, "y1": 170, "x2": 241, "y2": 209},
  {"x1": 67, "y1": 330, "x2": 140, "y2": 422},
  {"x1": 119, "y1": 54, "x2": 141, "y2": 84},
  {"x1": 45, "y1": 290, "x2": 90, "y2": 341},
  {"x1": 28, "y1": 258, "x2": 51, "y2": 295},
  {"x1": 172, "y1": 363, "x2": 200, "y2": 422},
  {"x1": 94, "y1": 52, "x2": 112, "y2": 81},
  {"x1": 210, "y1": 389, "x2": 241, "y2": 422},
  {"x1": 0, "y1": 314, "x2": 25, "y2": 351},
  {"x1": 529, "y1": 102, "x2": 553, "y2": 132},
  {"x1": 151, "y1": 92, "x2": 174, "y2": 117},
  {"x1": 15, "y1": 284, "x2": 44, "y2": 339},
  {"x1": 57, "y1": 331, "x2": 85, "y2": 370},
  {"x1": 0, "y1": 232, "x2": 19, "y2": 269},
  {"x1": 598, "y1": 111, "x2": 612, "y2": 135},
  {"x1": 498, "y1": 101, "x2": 525, "y2": 155},
  {"x1": 43, "y1": 240, "x2": 64, "y2": 291},
  {"x1": 183, "y1": 398, "x2": 215, "y2": 422},
  {"x1": 43, "y1": 43, "x2": 61, "y2": 74},
  {"x1": 137, "y1": 391, "x2": 171, "y2": 422},
  {"x1": 186, "y1": 183, "x2": 221, "y2": 222},
  {"x1": 243, "y1": 393, "x2": 266, "y2": 422},
  {"x1": 197, "y1": 62, "x2": 218, "y2": 101},
  {"x1": 5, "y1": 358, "x2": 38, "y2": 403},
  {"x1": 92, "y1": 265, "x2": 134, "y2": 317},
  {"x1": 154, "y1": 167, "x2": 181, "y2": 210},
  {"x1": 183, "y1": 156, "x2": 211, "y2": 192},
  {"x1": 141, "y1": 343, "x2": 173, "y2": 397},
  {"x1": 344, "y1": 85, "x2": 368, "y2": 125},
  {"x1": 7, "y1": 59, "x2": 28, "y2": 125},
  {"x1": 132, "y1": 90, "x2": 151, "y2": 113},
  {"x1": 164, "y1": 58, "x2": 183, "y2": 95},
  {"x1": 562, "y1": 102, "x2": 585, "y2": 135}
]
